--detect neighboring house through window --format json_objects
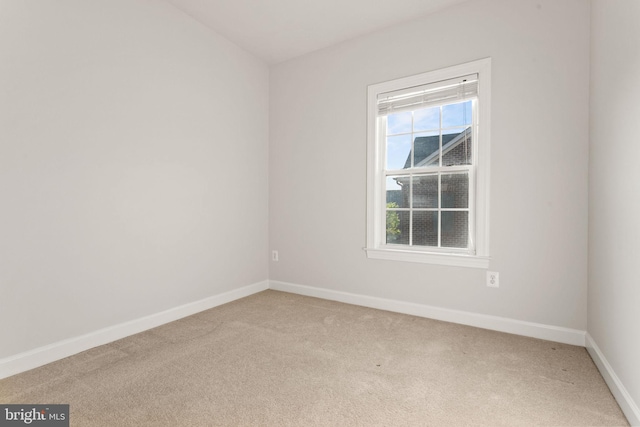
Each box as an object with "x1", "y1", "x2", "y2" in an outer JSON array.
[{"x1": 366, "y1": 58, "x2": 491, "y2": 268}]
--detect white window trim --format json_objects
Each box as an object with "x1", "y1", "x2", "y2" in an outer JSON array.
[{"x1": 366, "y1": 58, "x2": 491, "y2": 268}]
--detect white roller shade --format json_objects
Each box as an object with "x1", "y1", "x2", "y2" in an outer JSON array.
[{"x1": 377, "y1": 74, "x2": 478, "y2": 116}]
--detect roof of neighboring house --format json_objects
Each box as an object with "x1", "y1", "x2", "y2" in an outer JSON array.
[{"x1": 403, "y1": 127, "x2": 472, "y2": 169}]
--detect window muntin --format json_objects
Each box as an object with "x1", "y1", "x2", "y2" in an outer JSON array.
[{"x1": 366, "y1": 59, "x2": 490, "y2": 267}]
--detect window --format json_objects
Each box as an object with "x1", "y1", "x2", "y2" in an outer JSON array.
[{"x1": 366, "y1": 59, "x2": 491, "y2": 268}]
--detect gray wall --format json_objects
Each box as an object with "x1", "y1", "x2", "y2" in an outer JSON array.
[
  {"x1": 269, "y1": 0, "x2": 590, "y2": 329},
  {"x1": 0, "y1": 0, "x2": 269, "y2": 358},
  {"x1": 589, "y1": 0, "x2": 640, "y2": 418}
]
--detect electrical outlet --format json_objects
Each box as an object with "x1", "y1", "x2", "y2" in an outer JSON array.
[
  {"x1": 487, "y1": 271, "x2": 499, "y2": 288},
  {"x1": 272, "y1": 250, "x2": 279, "y2": 262}
]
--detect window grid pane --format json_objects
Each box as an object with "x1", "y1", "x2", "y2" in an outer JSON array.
[
  {"x1": 386, "y1": 102, "x2": 473, "y2": 171},
  {"x1": 384, "y1": 99, "x2": 474, "y2": 250},
  {"x1": 385, "y1": 171, "x2": 470, "y2": 250},
  {"x1": 441, "y1": 211, "x2": 469, "y2": 248}
]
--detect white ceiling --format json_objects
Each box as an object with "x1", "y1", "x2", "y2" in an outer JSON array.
[{"x1": 165, "y1": 0, "x2": 471, "y2": 64}]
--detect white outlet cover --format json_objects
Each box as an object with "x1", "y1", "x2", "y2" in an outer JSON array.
[{"x1": 487, "y1": 271, "x2": 499, "y2": 288}]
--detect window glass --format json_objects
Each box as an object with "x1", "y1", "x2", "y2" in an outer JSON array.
[
  {"x1": 441, "y1": 173, "x2": 469, "y2": 209},
  {"x1": 412, "y1": 211, "x2": 438, "y2": 247},
  {"x1": 387, "y1": 211, "x2": 409, "y2": 245},
  {"x1": 414, "y1": 106, "x2": 440, "y2": 132},
  {"x1": 386, "y1": 176, "x2": 407, "y2": 208},
  {"x1": 387, "y1": 111, "x2": 412, "y2": 134},
  {"x1": 383, "y1": 101, "x2": 473, "y2": 251},
  {"x1": 386, "y1": 134, "x2": 412, "y2": 170},
  {"x1": 442, "y1": 129, "x2": 472, "y2": 166},
  {"x1": 413, "y1": 132, "x2": 440, "y2": 168},
  {"x1": 412, "y1": 175, "x2": 438, "y2": 208},
  {"x1": 441, "y1": 211, "x2": 469, "y2": 248},
  {"x1": 442, "y1": 101, "x2": 472, "y2": 127}
]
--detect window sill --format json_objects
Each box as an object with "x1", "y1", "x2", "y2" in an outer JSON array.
[{"x1": 365, "y1": 248, "x2": 490, "y2": 268}]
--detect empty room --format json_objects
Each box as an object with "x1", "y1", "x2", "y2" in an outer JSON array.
[{"x1": 1, "y1": 0, "x2": 638, "y2": 425}]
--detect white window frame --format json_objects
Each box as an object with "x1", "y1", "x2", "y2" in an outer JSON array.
[{"x1": 366, "y1": 58, "x2": 491, "y2": 268}]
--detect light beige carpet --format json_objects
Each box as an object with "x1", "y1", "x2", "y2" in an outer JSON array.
[{"x1": 0, "y1": 290, "x2": 629, "y2": 426}]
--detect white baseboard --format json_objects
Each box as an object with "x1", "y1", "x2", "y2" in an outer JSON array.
[
  {"x1": 586, "y1": 333, "x2": 640, "y2": 426},
  {"x1": 0, "y1": 280, "x2": 269, "y2": 380},
  {"x1": 269, "y1": 280, "x2": 586, "y2": 346}
]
